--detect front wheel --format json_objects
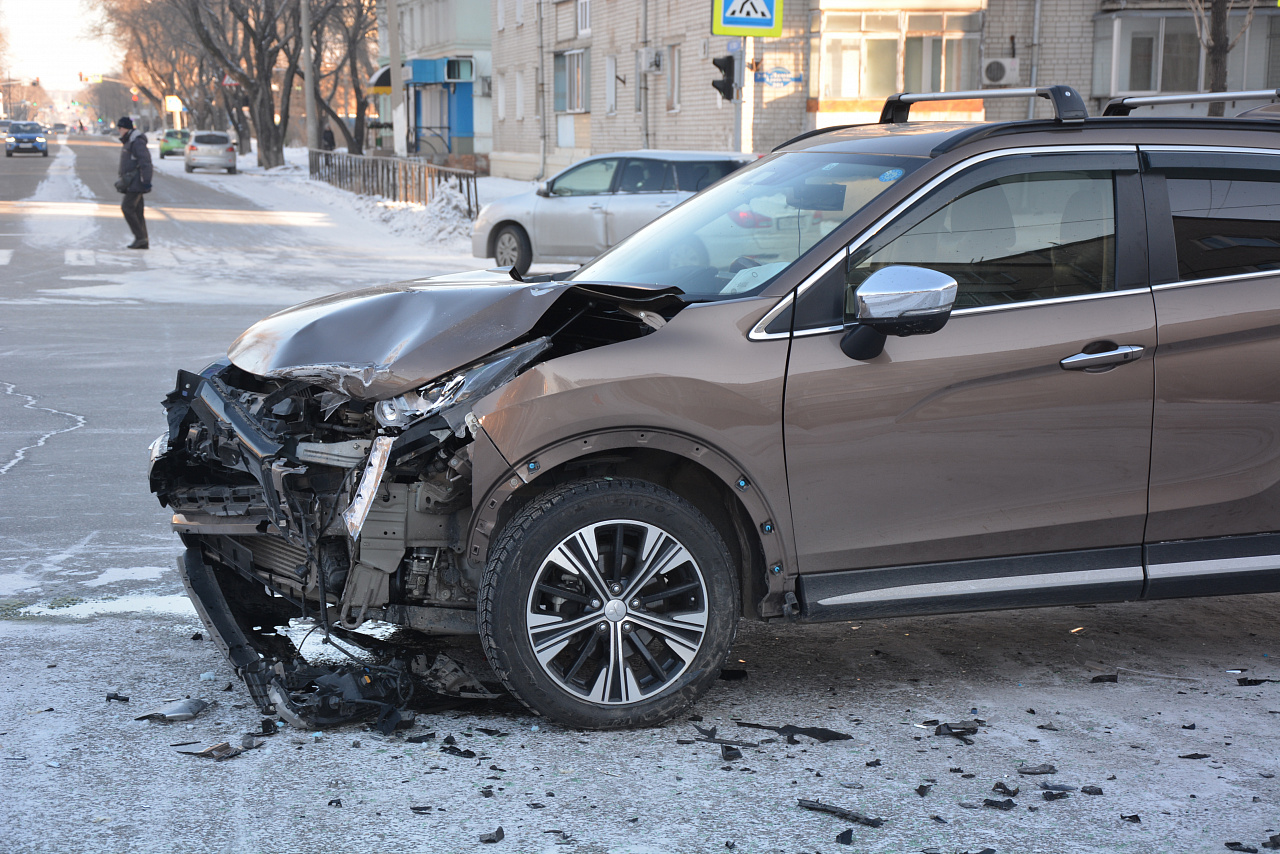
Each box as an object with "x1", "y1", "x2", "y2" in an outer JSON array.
[
  {"x1": 492, "y1": 224, "x2": 532, "y2": 276},
  {"x1": 479, "y1": 478, "x2": 739, "y2": 729},
  {"x1": 227, "y1": 166, "x2": 236, "y2": 174},
  {"x1": 42, "y1": 150, "x2": 48, "y2": 157}
]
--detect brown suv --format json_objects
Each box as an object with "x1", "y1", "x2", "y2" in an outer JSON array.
[{"x1": 150, "y1": 86, "x2": 1280, "y2": 729}]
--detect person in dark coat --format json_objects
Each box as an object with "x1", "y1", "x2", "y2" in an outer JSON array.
[
  {"x1": 321, "y1": 125, "x2": 336, "y2": 151},
  {"x1": 116, "y1": 117, "x2": 153, "y2": 249}
]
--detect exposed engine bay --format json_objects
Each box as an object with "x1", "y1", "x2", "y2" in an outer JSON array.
[{"x1": 149, "y1": 275, "x2": 688, "y2": 728}]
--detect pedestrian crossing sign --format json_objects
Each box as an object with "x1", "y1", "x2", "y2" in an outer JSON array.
[{"x1": 712, "y1": 0, "x2": 783, "y2": 38}]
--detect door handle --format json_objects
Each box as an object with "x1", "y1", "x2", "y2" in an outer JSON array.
[
  {"x1": 587, "y1": 203, "x2": 604, "y2": 210},
  {"x1": 1059, "y1": 344, "x2": 1145, "y2": 371}
]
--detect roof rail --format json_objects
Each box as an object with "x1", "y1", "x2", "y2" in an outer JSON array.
[
  {"x1": 879, "y1": 85, "x2": 1089, "y2": 124},
  {"x1": 1103, "y1": 89, "x2": 1280, "y2": 116}
]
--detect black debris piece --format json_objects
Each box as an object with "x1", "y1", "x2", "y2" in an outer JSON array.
[
  {"x1": 443, "y1": 735, "x2": 457, "y2": 745},
  {"x1": 962, "y1": 773, "x2": 976, "y2": 779},
  {"x1": 406, "y1": 733, "x2": 436, "y2": 743},
  {"x1": 694, "y1": 723, "x2": 718, "y2": 738},
  {"x1": 936, "y1": 720, "x2": 981, "y2": 744},
  {"x1": 725, "y1": 843, "x2": 735, "y2": 851},
  {"x1": 441, "y1": 745, "x2": 477, "y2": 759},
  {"x1": 1121, "y1": 814, "x2": 1141, "y2": 823},
  {"x1": 177, "y1": 741, "x2": 243, "y2": 760},
  {"x1": 410, "y1": 805, "x2": 433, "y2": 814},
  {"x1": 261, "y1": 718, "x2": 279, "y2": 735},
  {"x1": 169, "y1": 741, "x2": 199, "y2": 747},
  {"x1": 992, "y1": 782, "x2": 1019, "y2": 797},
  {"x1": 931, "y1": 815, "x2": 948, "y2": 824},
  {"x1": 328, "y1": 798, "x2": 342, "y2": 807},
  {"x1": 480, "y1": 787, "x2": 495, "y2": 798},
  {"x1": 375, "y1": 706, "x2": 413, "y2": 736},
  {"x1": 1262, "y1": 834, "x2": 1280, "y2": 850},
  {"x1": 528, "y1": 803, "x2": 545, "y2": 809},
  {"x1": 1091, "y1": 674, "x2": 1119, "y2": 683},
  {"x1": 1183, "y1": 723, "x2": 1196, "y2": 730},
  {"x1": 1179, "y1": 753, "x2": 1211, "y2": 760},
  {"x1": 796, "y1": 798, "x2": 885, "y2": 828},
  {"x1": 1017, "y1": 764, "x2": 1058, "y2": 775},
  {"x1": 922, "y1": 719, "x2": 940, "y2": 726},
  {"x1": 688, "y1": 714, "x2": 703, "y2": 722},
  {"x1": 835, "y1": 828, "x2": 854, "y2": 845},
  {"x1": 476, "y1": 728, "x2": 509, "y2": 737},
  {"x1": 105, "y1": 692, "x2": 129, "y2": 703},
  {"x1": 1037, "y1": 723, "x2": 1059, "y2": 731},
  {"x1": 1039, "y1": 783, "x2": 1076, "y2": 792},
  {"x1": 866, "y1": 759, "x2": 882, "y2": 767},
  {"x1": 1042, "y1": 791, "x2": 1069, "y2": 802},
  {"x1": 958, "y1": 802, "x2": 981, "y2": 810},
  {"x1": 1262, "y1": 773, "x2": 1276, "y2": 779},
  {"x1": 1107, "y1": 775, "x2": 1117, "y2": 780},
  {"x1": 479, "y1": 827, "x2": 504, "y2": 844},
  {"x1": 983, "y1": 798, "x2": 1016, "y2": 811},
  {"x1": 721, "y1": 745, "x2": 742, "y2": 761},
  {"x1": 949, "y1": 767, "x2": 964, "y2": 773},
  {"x1": 1027, "y1": 708, "x2": 1036, "y2": 714},
  {"x1": 735, "y1": 721, "x2": 852, "y2": 744},
  {"x1": 490, "y1": 765, "x2": 505, "y2": 772},
  {"x1": 969, "y1": 849, "x2": 997, "y2": 854},
  {"x1": 718, "y1": 669, "x2": 748, "y2": 681},
  {"x1": 1225, "y1": 844, "x2": 1259, "y2": 853},
  {"x1": 676, "y1": 739, "x2": 695, "y2": 745},
  {"x1": 191, "y1": 632, "x2": 203, "y2": 641},
  {"x1": 1238, "y1": 678, "x2": 1279, "y2": 686},
  {"x1": 916, "y1": 784, "x2": 932, "y2": 797},
  {"x1": 1081, "y1": 786, "x2": 1104, "y2": 796}
]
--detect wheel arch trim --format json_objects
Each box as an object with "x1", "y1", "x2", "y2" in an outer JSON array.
[{"x1": 466, "y1": 427, "x2": 795, "y2": 618}]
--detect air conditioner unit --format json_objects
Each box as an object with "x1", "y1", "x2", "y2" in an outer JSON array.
[
  {"x1": 982, "y1": 57, "x2": 1020, "y2": 86},
  {"x1": 476, "y1": 76, "x2": 493, "y2": 97},
  {"x1": 642, "y1": 48, "x2": 665, "y2": 74}
]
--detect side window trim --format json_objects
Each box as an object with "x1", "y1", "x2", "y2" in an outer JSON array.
[{"x1": 749, "y1": 146, "x2": 1140, "y2": 340}]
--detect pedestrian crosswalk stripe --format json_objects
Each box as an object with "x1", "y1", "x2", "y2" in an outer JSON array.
[
  {"x1": 0, "y1": 249, "x2": 12, "y2": 265},
  {"x1": 65, "y1": 249, "x2": 95, "y2": 266}
]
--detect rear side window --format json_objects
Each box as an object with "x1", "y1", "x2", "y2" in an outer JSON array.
[
  {"x1": 194, "y1": 133, "x2": 229, "y2": 145},
  {"x1": 676, "y1": 160, "x2": 742, "y2": 192},
  {"x1": 1165, "y1": 170, "x2": 1280, "y2": 280},
  {"x1": 848, "y1": 170, "x2": 1117, "y2": 310}
]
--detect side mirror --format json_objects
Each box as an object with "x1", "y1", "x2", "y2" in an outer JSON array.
[
  {"x1": 536, "y1": 182, "x2": 551, "y2": 197},
  {"x1": 840, "y1": 265, "x2": 958, "y2": 360}
]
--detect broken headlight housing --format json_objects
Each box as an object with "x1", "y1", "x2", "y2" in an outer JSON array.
[{"x1": 374, "y1": 337, "x2": 550, "y2": 431}]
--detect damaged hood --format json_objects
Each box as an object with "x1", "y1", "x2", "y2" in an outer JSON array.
[{"x1": 229, "y1": 270, "x2": 570, "y2": 400}]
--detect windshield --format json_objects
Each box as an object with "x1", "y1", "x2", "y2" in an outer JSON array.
[
  {"x1": 570, "y1": 151, "x2": 926, "y2": 298},
  {"x1": 11, "y1": 123, "x2": 40, "y2": 134}
]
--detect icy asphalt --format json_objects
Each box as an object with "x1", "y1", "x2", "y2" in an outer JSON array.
[{"x1": 0, "y1": 136, "x2": 1278, "y2": 854}]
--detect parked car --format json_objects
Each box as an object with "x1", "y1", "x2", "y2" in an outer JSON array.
[
  {"x1": 472, "y1": 150, "x2": 754, "y2": 274},
  {"x1": 149, "y1": 86, "x2": 1280, "y2": 731},
  {"x1": 184, "y1": 131, "x2": 236, "y2": 173},
  {"x1": 159, "y1": 129, "x2": 191, "y2": 158},
  {"x1": 52, "y1": 123, "x2": 67, "y2": 134},
  {"x1": 5, "y1": 121, "x2": 48, "y2": 157}
]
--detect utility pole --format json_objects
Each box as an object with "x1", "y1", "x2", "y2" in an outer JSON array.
[
  {"x1": 387, "y1": 0, "x2": 408, "y2": 156},
  {"x1": 640, "y1": 0, "x2": 649, "y2": 149},
  {"x1": 301, "y1": 0, "x2": 319, "y2": 149}
]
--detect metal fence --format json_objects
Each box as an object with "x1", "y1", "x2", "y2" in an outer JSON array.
[{"x1": 307, "y1": 150, "x2": 479, "y2": 218}]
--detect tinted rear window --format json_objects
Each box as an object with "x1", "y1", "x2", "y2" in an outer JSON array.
[
  {"x1": 1166, "y1": 168, "x2": 1280, "y2": 280},
  {"x1": 194, "y1": 133, "x2": 229, "y2": 145},
  {"x1": 676, "y1": 160, "x2": 744, "y2": 192}
]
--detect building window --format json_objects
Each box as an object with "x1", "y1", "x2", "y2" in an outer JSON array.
[
  {"x1": 555, "y1": 49, "x2": 590, "y2": 112},
  {"x1": 819, "y1": 11, "x2": 981, "y2": 100},
  {"x1": 497, "y1": 73, "x2": 507, "y2": 121},
  {"x1": 515, "y1": 70, "x2": 526, "y2": 119},
  {"x1": 577, "y1": 0, "x2": 591, "y2": 37},
  {"x1": 666, "y1": 46, "x2": 681, "y2": 111},
  {"x1": 515, "y1": 0, "x2": 523, "y2": 25},
  {"x1": 605, "y1": 55, "x2": 618, "y2": 114},
  {"x1": 497, "y1": 0, "x2": 504, "y2": 31},
  {"x1": 1093, "y1": 11, "x2": 1280, "y2": 97}
]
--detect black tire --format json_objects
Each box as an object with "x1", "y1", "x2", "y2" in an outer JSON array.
[
  {"x1": 159, "y1": 151, "x2": 165, "y2": 159},
  {"x1": 479, "y1": 478, "x2": 739, "y2": 729},
  {"x1": 227, "y1": 166, "x2": 236, "y2": 174},
  {"x1": 492, "y1": 223, "x2": 532, "y2": 275},
  {"x1": 184, "y1": 163, "x2": 194, "y2": 173},
  {"x1": 42, "y1": 150, "x2": 48, "y2": 157}
]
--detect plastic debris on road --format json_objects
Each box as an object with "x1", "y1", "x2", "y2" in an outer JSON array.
[{"x1": 135, "y1": 698, "x2": 209, "y2": 722}]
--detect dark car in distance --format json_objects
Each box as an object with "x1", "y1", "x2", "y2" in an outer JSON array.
[{"x1": 150, "y1": 86, "x2": 1280, "y2": 730}]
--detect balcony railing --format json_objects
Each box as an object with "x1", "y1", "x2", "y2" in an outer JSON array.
[{"x1": 307, "y1": 150, "x2": 478, "y2": 218}]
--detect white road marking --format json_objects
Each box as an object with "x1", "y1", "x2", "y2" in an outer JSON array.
[
  {"x1": 0, "y1": 249, "x2": 12, "y2": 265},
  {"x1": 65, "y1": 249, "x2": 95, "y2": 266}
]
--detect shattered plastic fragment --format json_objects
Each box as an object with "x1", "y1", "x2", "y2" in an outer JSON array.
[
  {"x1": 931, "y1": 815, "x2": 948, "y2": 824},
  {"x1": 178, "y1": 741, "x2": 244, "y2": 760},
  {"x1": 135, "y1": 698, "x2": 209, "y2": 722},
  {"x1": 479, "y1": 827, "x2": 504, "y2": 843},
  {"x1": 796, "y1": 799, "x2": 884, "y2": 828},
  {"x1": 1261, "y1": 834, "x2": 1280, "y2": 850},
  {"x1": 721, "y1": 745, "x2": 742, "y2": 761},
  {"x1": 866, "y1": 759, "x2": 881, "y2": 767},
  {"x1": 328, "y1": 798, "x2": 342, "y2": 807},
  {"x1": 105, "y1": 692, "x2": 129, "y2": 703},
  {"x1": 1039, "y1": 783, "x2": 1076, "y2": 792},
  {"x1": 835, "y1": 828, "x2": 854, "y2": 845},
  {"x1": 983, "y1": 798, "x2": 1016, "y2": 811},
  {"x1": 1238, "y1": 678, "x2": 1279, "y2": 686},
  {"x1": 1042, "y1": 791, "x2": 1069, "y2": 801},
  {"x1": 735, "y1": 721, "x2": 852, "y2": 744},
  {"x1": 1224, "y1": 844, "x2": 1259, "y2": 853},
  {"x1": 1017, "y1": 764, "x2": 1057, "y2": 775},
  {"x1": 1037, "y1": 723, "x2": 1059, "y2": 731},
  {"x1": 916, "y1": 784, "x2": 932, "y2": 797},
  {"x1": 718, "y1": 668, "x2": 748, "y2": 681},
  {"x1": 1081, "y1": 786, "x2": 1104, "y2": 796},
  {"x1": 1091, "y1": 674, "x2": 1119, "y2": 683},
  {"x1": 1121, "y1": 814, "x2": 1141, "y2": 823},
  {"x1": 1179, "y1": 753, "x2": 1211, "y2": 760},
  {"x1": 992, "y1": 782, "x2": 1019, "y2": 797}
]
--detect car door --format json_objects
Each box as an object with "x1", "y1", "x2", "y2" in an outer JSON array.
[
  {"x1": 782, "y1": 149, "x2": 1156, "y2": 617},
  {"x1": 1139, "y1": 148, "x2": 1280, "y2": 598},
  {"x1": 605, "y1": 158, "x2": 681, "y2": 246},
  {"x1": 532, "y1": 157, "x2": 620, "y2": 258}
]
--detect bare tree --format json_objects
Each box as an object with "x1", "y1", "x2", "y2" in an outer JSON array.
[
  {"x1": 1186, "y1": 0, "x2": 1259, "y2": 115},
  {"x1": 309, "y1": 0, "x2": 376, "y2": 154}
]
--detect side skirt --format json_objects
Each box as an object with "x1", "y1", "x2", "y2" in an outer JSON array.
[
  {"x1": 1145, "y1": 532, "x2": 1280, "y2": 600},
  {"x1": 795, "y1": 547, "x2": 1144, "y2": 622}
]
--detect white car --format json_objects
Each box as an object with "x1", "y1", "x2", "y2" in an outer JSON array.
[
  {"x1": 472, "y1": 150, "x2": 753, "y2": 273},
  {"x1": 184, "y1": 131, "x2": 237, "y2": 174}
]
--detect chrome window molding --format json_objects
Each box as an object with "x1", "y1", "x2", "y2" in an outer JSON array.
[
  {"x1": 1153, "y1": 268, "x2": 1280, "y2": 292},
  {"x1": 1140, "y1": 144, "x2": 1280, "y2": 157},
  {"x1": 952, "y1": 286, "x2": 1150, "y2": 317},
  {"x1": 749, "y1": 144, "x2": 1139, "y2": 341}
]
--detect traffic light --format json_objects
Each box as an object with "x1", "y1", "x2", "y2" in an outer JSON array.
[
  {"x1": 711, "y1": 55, "x2": 735, "y2": 102},
  {"x1": 31, "y1": 77, "x2": 40, "y2": 88}
]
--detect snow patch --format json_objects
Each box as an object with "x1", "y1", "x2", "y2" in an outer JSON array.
[
  {"x1": 79, "y1": 566, "x2": 169, "y2": 587},
  {"x1": 22, "y1": 142, "x2": 99, "y2": 249},
  {"x1": 21, "y1": 594, "x2": 198, "y2": 619}
]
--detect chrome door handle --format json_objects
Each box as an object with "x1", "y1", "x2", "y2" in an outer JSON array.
[
  {"x1": 1060, "y1": 344, "x2": 1145, "y2": 371},
  {"x1": 587, "y1": 204, "x2": 604, "y2": 210}
]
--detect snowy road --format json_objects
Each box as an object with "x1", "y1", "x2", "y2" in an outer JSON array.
[{"x1": 0, "y1": 136, "x2": 1278, "y2": 854}]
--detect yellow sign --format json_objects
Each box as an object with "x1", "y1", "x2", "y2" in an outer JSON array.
[{"x1": 165, "y1": 95, "x2": 184, "y2": 111}]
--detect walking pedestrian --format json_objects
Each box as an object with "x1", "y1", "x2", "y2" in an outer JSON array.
[{"x1": 115, "y1": 117, "x2": 153, "y2": 249}]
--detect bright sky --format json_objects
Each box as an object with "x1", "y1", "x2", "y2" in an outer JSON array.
[{"x1": 0, "y1": 0, "x2": 116, "y2": 92}]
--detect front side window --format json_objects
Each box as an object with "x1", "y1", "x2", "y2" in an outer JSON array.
[
  {"x1": 572, "y1": 152, "x2": 926, "y2": 297},
  {"x1": 1165, "y1": 168, "x2": 1280, "y2": 280},
  {"x1": 847, "y1": 171, "x2": 1116, "y2": 311},
  {"x1": 550, "y1": 158, "x2": 619, "y2": 196}
]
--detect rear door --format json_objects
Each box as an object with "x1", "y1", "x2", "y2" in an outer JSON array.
[
  {"x1": 605, "y1": 158, "x2": 680, "y2": 246},
  {"x1": 532, "y1": 157, "x2": 620, "y2": 258},
  {"x1": 1140, "y1": 147, "x2": 1280, "y2": 597},
  {"x1": 782, "y1": 149, "x2": 1156, "y2": 616}
]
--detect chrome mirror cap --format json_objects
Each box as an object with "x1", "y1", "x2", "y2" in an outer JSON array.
[{"x1": 854, "y1": 265, "x2": 959, "y2": 327}]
